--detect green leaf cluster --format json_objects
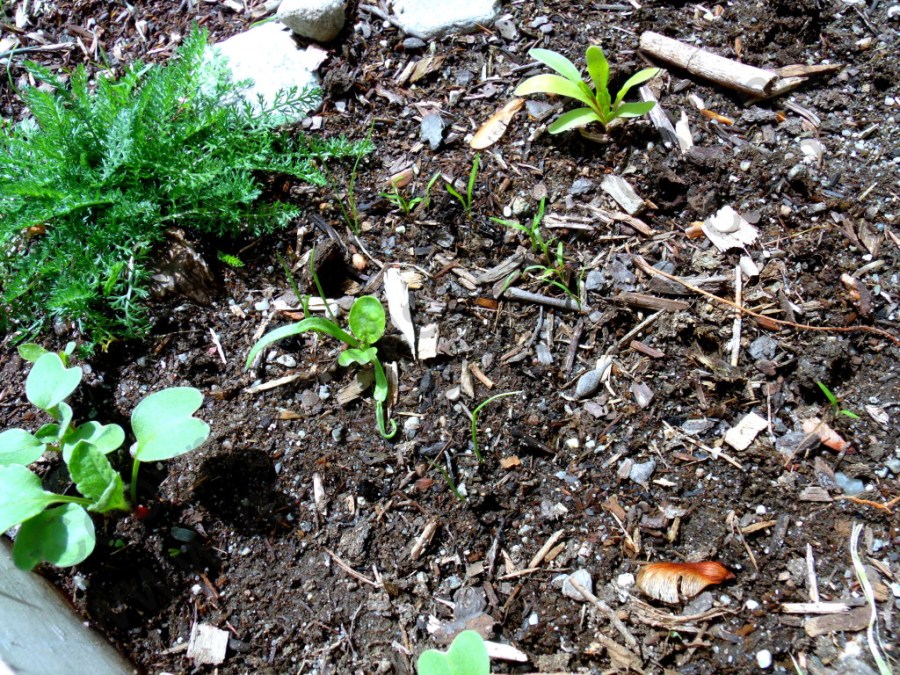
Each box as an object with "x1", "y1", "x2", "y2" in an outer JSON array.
[
  {"x1": 515, "y1": 46, "x2": 660, "y2": 133},
  {"x1": 417, "y1": 630, "x2": 491, "y2": 675},
  {"x1": 246, "y1": 296, "x2": 397, "y2": 439},
  {"x1": 0, "y1": 26, "x2": 370, "y2": 344},
  {"x1": 445, "y1": 154, "x2": 480, "y2": 217},
  {"x1": 0, "y1": 348, "x2": 210, "y2": 570}
]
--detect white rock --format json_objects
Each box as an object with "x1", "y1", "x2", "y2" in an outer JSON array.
[
  {"x1": 756, "y1": 649, "x2": 772, "y2": 669},
  {"x1": 209, "y1": 22, "x2": 324, "y2": 121},
  {"x1": 392, "y1": 0, "x2": 500, "y2": 39},
  {"x1": 275, "y1": 354, "x2": 298, "y2": 368},
  {"x1": 278, "y1": 0, "x2": 345, "y2": 42},
  {"x1": 561, "y1": 569, "x2": 593, "y2": 601}
]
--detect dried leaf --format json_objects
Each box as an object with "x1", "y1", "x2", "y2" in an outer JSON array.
[
  {"x1": 499, "y1": 455, "x2": 521, "y2": 469},
  {"x1": 840, "y1": 273, "x2": 872, "y2": 316},
  {"x1": 636, "y1": 561, "x2": 735, "y2": 604},
  {"x1": 410, "y1": 55, "x2": 445, "y2": 83},
  {"x1": 470, "y1": 98, "x2": 524, "y2": 150},
  {"x1": 384, "y1": 267, "x2": 416, "y2": 359}
]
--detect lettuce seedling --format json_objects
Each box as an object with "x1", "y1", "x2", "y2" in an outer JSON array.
[
  {"x1": 515, "y1": 46, "x2": 660, "y2": 133},
  {"x1": 245, "y1": 295, "x2": 398, "y2": 439},
  {"x1": 0, "y1": 351, "x2": 210, "y2": 570},
  {"x1": 417, "y1": 630, "x2": 491, "y2": 675}
]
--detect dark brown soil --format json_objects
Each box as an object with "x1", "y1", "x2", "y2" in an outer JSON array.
[{"x1": 2, "y1": 1, "x2": 899, "y2": 673}]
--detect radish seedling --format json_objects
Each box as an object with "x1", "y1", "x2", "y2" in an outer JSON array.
[
  {"x1": 246, "y1": 295, "x2": 398, "y2": 439},
  {"x1": 417, "y1": 630, "x2": 491, "y2": 675},
  {"x1": 0, "y1": 351, "x2": 210, "y2": 570}
]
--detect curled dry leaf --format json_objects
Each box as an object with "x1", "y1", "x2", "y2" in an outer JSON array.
[
  {"x1": 636, "y1": 561, "x2": 735, "y2": 604},
  {"x1": 470, "y1": 98, "x2": 524, "y2": 150}
]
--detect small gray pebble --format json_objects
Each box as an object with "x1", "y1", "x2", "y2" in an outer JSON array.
[
  {"x1": 561, "y1": 569, "x2": 593, "y2": 601},
  {"x1": 575, "y1": 369, "x2": 603, "y2": 399},
  {"x1": 402, "y1": 37, "x2": 426, "y2": 49}
]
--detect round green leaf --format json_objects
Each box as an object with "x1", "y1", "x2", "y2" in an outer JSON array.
[
  {"x1": 131, "y1": 387, "x2": 210, "y2": 462},
  {"x1": 417, "y1": 631, "x2": 490, "y2": 675},
  {"x1": 0, "y1": 464, "x2": 60, "y2": 534},
  {"x1": 62, "y1": 421, "x2": 126, "y2": 462},
  {"x1": 0, "y1": 429, "x2": 45, "y2": 465},
  {"x1": 25, "y1": 352, "x2": 83, "y2": 411},
  {"x1": 349, "y1": 296, "x2": 386, "y2": 345},
  {"x1": 16, "y1": 343, "x2": 49, "y2": 363},
  {"x1": 12, "y1": 504, "x2": 95, "y2": 570}
]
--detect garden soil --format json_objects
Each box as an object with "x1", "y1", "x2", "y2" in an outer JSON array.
[{"x1": 1, "y1": 1, "x2": 898, "y2": 673}]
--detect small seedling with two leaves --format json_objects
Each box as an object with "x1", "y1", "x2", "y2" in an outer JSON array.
[
  {"x1": 445, "y1": 154, "x2": 480, "y2": 217},
  {"x1": 246, "y1": 296, "x2": 398, "y2": 439},
  {"x1": 0, "y1": 348, "x2": 210, "y2": 570},
  {"x1": 381, "y1": 172, "x2": 442, "y2": 216},
  {"x1": 417, "y1": 630, "x2": 491, "y2": 675},
  {"x1": 470, "y1": 391, "x2": 521, "y2": 462},
  {"x1": 515, "y1": 45, "x2": 660, "y2": 133},
  {"x1": 816, "y1": 381, "x2": 860, "y2": 420},
  {"x1": 492, "y1": 198, "x2": 582, "y2": 305}
]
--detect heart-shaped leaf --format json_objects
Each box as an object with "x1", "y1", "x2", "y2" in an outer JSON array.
[
  {"x1": 62, "y1": 421, "x2": 126, "y2": 462},
  {"x1": 349, "y1": 296, "x2": 386, "y2": 346},
  {"x1": 0, "y1": 464, "x2": 61, "y2": 534},
  {"x1": 17, "y1": 343, "x2": 49, "y2": 363},
  {"x1": 25, "y1": 352, "x2": 83, "y2": 411},
  {"x1": 12, "y1": 504, "x2": 95, "y2": 570},
  {"x1": 68, "y1": 441, "x2": 128, "y2": 512},
  {"x1": 0, "y1": 429, "x2": 45, "y2": 465},
  {"x1": 338, "y1": 346, "x2": 377, "y2": 368},
  {"x1": 417, "y1": 630, "x2": 490, "y2": 675},
  {"x1": 131, "y1": 387, "x2": 210, "y2": 462}
]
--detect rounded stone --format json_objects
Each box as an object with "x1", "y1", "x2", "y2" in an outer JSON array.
[{"x1": 278, "y1": 0, "x2": 346, "y2": 42}]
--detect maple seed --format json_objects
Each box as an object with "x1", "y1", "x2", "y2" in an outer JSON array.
[{"x1": 635, "y1": 561, "x2": 735, "y2": 604}]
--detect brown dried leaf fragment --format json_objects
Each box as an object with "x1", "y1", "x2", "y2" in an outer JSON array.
[
  {"x1": 470, "y1": 98, "x2": 524, "y2": 150},
  {"x1": 636, "y1": 561, "x2": 735, "y2": 604},
  {"x1": 840, "y1": 273, "x2": 872, "y2": 316}
]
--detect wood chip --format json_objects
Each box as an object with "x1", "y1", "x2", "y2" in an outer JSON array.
[
  {"x1": 418, "y1": 323, "x2": 439, "y2": 361},
  {"x1": 724, "y1": 412, "x2": 768, "y2": 451},
  {"x1": 600, "y1": 175, "x2": 645, "y2": 215},
  {"x1": 615, "y1": 292, "x2": 690, "y2": 312},
  {"x1": 187, "y1": 623, "x2": 229, "y2": 665},
  {"x1": 803, "y1": 606, "x2": 871, "y2": 637},
  {"x1": 385, "y1": 267, "x2": 416, "y2": 358}
]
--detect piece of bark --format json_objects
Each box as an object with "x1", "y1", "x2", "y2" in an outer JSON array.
[
  {"x1": 640, "y1": 31, "x2": 779, "y2": 98},
  {"x1": 474, "y1": 250, "x2": 526, "y2": 284},
  {"x1": 600, "y1": 175, "x2": 645, "y2": 215},
  {"x1": 803, "y1": 606, "x2": 871, "y2": 637},
  {"x1": 615, "y1": 292, "x2": 690, "y2": 312},
  {"x1": 640, "y1": 84, "x2": 679, "y2": 148}
]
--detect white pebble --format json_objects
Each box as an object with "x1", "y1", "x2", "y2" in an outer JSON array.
[{"x1": 756, "y1": 649, "x2": 772, "y2": 669}]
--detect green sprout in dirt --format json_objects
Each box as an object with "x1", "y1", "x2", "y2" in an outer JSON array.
[
  {"x1": 417, "y1": 630, "x2": 491, "y2": 675},
  {"x1": 0, "y1": 26, "x2": 369, "y2": 346},
  {"x1": 217, "y1": 251, "x2": 245, "y2": 268},
  {"x1": 445, "y1": 154, "x2": 480, "y2": 217},
  {"x1": 245, "y1": 296, "x2": 397, "y2": 439},
  {"x1": 381, "y1": 172, "x2": 441, "y2": 216},
  {"x1": 816, "y1": 381, "x2": 860, "y2": 420},
  {"x1": 492, "y1": 198, "x2": 581, "y2": 305},
  {"x1": 0, "y1": 349, "x2": 209, "y2": 570},
  {"x1": 470, "y1": 391, "x2": 521, "y2": 462},
  {"x1": 515, "y1": 46, "x2": 660, "y2": 133}
]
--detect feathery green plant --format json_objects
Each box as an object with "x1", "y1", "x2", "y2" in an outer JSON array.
[{"x1": 0, "y1": 26, "x2": 369, "y2": 346}]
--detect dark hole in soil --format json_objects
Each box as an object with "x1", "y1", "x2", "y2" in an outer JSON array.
[
  {"x1": 193, "y1": 447, "x2": 291, "y2": 533},
  {"x1": 84, "y1": 548, "x2": 176, "y2": 636}
]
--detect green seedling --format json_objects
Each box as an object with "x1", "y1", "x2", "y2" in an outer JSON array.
[
  {"x1": 428, "y1": 457, "x2": 466, "y2": 502},
  {"x1": 515, "y1": 46, "x2": 660, "y2": 133},
  {"x1": 217, "y1": 251, "x2": 245, "y2": 268},
  {"x1": 334, "y1": 124, "x2": 374, "y2": 234},
  {"x1": 445, "y1": 154, "x2": 480, "y2": 217},
  {"x1": 470, "y1": 391, "x2": 522, "y2": 462},
  {"x1": 17, "y1": 341, "x2": 76, "y2": 366},
  {"x1": 245, "y1": 296, "x2": 397, "y2": 439},
  {"x1": 492, "y1": 199, "x2": 581, "y2": 305},
  {"x1": 383, "y1": 172, "x2": 443, "y2": 216},
  {"x1": 417, "y1": 630, "x2": 491, "y2": 675},
  {"x1": 0, "y1": 351, "x2": 209, "y2": 570},
  {"x1": 816, "y1": 381, "x2": 860, "y2": 420}
]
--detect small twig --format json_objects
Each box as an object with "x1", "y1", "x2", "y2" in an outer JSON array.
[
  {"x1": 504, "y1": 286, "x2": 585, "y2": 313},
  {"x1": 528, "y1": 529, "x2": 565, "y2": 569},
  {"x1": 633, "y1": 256, "x2": 900, "y2": 345},
  {"x1": 567, "y1": 578, "x2": 640, "y2": 651},
  {"x1": 616, "y1": 310, "x2": 663, "y2": 349},
  {"x1": 208, "y1": 328, "x2": 227, "y2": 365},
  {"x1": 729, "y1": 265, "x2": 742, "y2": 367},
  {"x1": 836, "y1": 495, "x2": 900, "y2": 513},
  {"x1": 0, "y1": 42, "x2": 76, "y2": 59},
  {"x1": 563, "y1": 318, "x2": 584, "y2": 377},
  {"x1": 324, "y1": 547, "x2": 380, "y2": 587}
]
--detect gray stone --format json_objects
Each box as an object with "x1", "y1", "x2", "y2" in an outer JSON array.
[
  {"x1": 494, "y1": 16, "x2": 518, "y2": 41},
  {"x1": 834, "y1": 472, "x2": 865, "y2": 496},
  {"x1": 575, "y1": 369, "x2": 603, "y2": 399},
  {"x1": 584, "y1": 269, "x2": 605, "y2": 292},
  {"x1": 278, "y1": 0, "x2": 345, "y2": 42},
  {"x1": 561, "y1": 569, "x2": 593, "y2": 601},
  {"x1": 402, "y1": 37, "x2": 426, "y2": 50},
  {"x1": 392, "y1": 0, "x2": 500, "y2": 39},
  {"x1": 748, "y1": 335, "x2": 778, "y2": 361},
  {"x1": 210, "y1": 22, "x2": 323, "y2": 121},
  {"x1": 629, "y1": 459, "x2": 656, "y2": 487},
  {"x1": 535, "y1": 343, "x2": 553, "y2": 365},
  {"x1": 568, "y1": 178, "x2": 594, "y2": 196},
  {"x1": 275, "y1": 354, "x2": 297, "y2": 368},
  {"x1": 421, "y1": 113, "x2": 444, "y2": 150}
]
